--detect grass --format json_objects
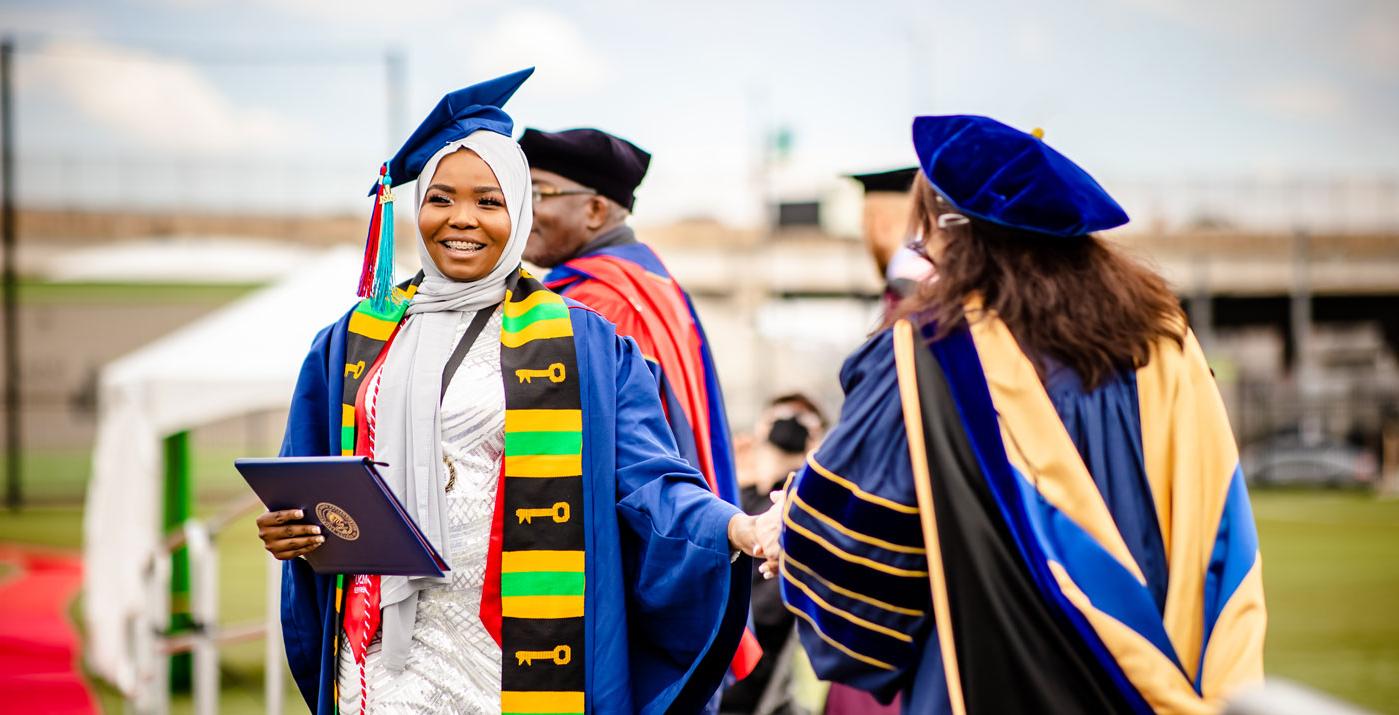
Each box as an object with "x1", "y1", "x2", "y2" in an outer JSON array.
[
  {"x1": 2, "y1": 491, "x2": 1396, "y2": 713},
  {"x1": 1252, "y1": 490, "x2": 1399, "y2": 713},
  {"x1": 17, "y1": 279, "x2": 261, "y2": 306},
  {"x1": 0, "y1": 505, "x2": 86, "y2": 549},
  {"x1": 10, "y1": 450, "x2": 106, "y2": 506},
  {"x1": 11, "y1": 447, "x2": 268, "y2": 506}
]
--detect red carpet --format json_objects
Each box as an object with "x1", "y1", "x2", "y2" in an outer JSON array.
[{"x1": 0, "y1": 545, "x2": 98, "y2": 715}]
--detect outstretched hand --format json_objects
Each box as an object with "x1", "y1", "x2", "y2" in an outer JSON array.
[
  {"x1": 756, "y1": 489, "x2": 785, "y2": 579},
  {"x1": 727, "y1": 490, "x2": 787, "y2": 579},
  {"x1": 727, "y1": 512, "x2": 762, "y2": 559}
]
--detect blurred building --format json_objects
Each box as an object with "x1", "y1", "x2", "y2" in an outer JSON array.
[{"x1": 5, "y1": 174, "x2": 1399, "y2": 502}]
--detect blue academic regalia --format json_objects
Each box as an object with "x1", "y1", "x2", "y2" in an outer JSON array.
[
  {"x1": 780, "y1": 320, "x2": 1263, "y2": 714},
  {"x1": 788, "y1": 114, "x2": 1265, "y2": 713},
  {"x1": 777, "y1": 331, "x2": 944, "y2": 713},
  {"x1": 545, "y1": 240, "x2": 741, "y2": 507},
  {"x1": 279, "y1": 300, "x2": 750, "y2": 715}
]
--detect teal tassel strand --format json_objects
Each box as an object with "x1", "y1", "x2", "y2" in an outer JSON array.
[{"x1": 371, "y1": 171, "x2": 396, "y2": 314}]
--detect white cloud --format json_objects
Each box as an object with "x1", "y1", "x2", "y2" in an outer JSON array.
[
  {"x1": 1247, "y1": 78, "x2": 1350, "y2": 121},
  {"x1": 1114, "y1": 0, "x2": 1275, "y2": 30},
  {"x1": 248, "y1": 0, "x2": 466, "y2": 26},
  {"x1": 23, "y1": 39, "x2": 311, "y2": 156},
  {"x1": 0, "y1": 6, "x2": 97, "y2": 37},
  {"x1": 1347, "y1": 5, "x2": 1399, "y2": 75},
  {"x1": 1012, "y1": 18, "x2": 1052, "y2": 60},
  {"x1": 468, "y1": 8, "x2": 611, "y2": 96},
  {"x1": 1118, "y1": 0, "x2": 1398, "y2": 82}
]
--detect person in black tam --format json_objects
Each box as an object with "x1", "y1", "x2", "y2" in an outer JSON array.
[
  {"x1": 848, "y1": 167, "x2": 935, "y2": 314},
  {"x1": 721, "y1": 394, "x2": 828, "y2": 715},
  {"x1": 521, "y1": 130, "x2": 767, "y2": 687},
  {"x1": 848, "y1": 167, "x2": 919, "y2": 278},
  {"x1": 520, "y1": 127, "x2": 651, "y2": 268}
]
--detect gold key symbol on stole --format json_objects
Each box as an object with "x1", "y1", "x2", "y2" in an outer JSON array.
[
  {"x1": 516, "y1": 645, "x2": 571, "y2": 667},
  {"x1": 516, "y1": 502, "x2": 570, "y2": 525},
  {"x1": 515, "y1": 363, "x2": 566, "y2": 384}
]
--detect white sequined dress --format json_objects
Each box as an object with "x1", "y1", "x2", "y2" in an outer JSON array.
[{"x1": 337, "y1": 307, "x2": 505, "y2": 714}]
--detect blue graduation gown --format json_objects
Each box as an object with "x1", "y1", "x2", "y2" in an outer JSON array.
[
  {"x1": 545, "y1": 241, "x2": 741, "y2": 506},
  {"x1": 783, "y1": 327, "x2": 1208, "y2": 713},
  {"x1": 278, "y1": 301, "x2": 749, "y2": 714}
]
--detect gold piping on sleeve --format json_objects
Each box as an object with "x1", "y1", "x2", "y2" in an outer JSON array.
[
  {"x1": 784, "y1": 555, "x2": 927, "y2": 618},
  {"x1": 806, "y1": 457, "x2": 921, "y2": 514},
  {"x1": 784, "y1": 510, "x2": 929, "y2": 578},
  {"x1": 781, "y1": 562, "x2": 915, "y2": 642},
  {"x1": 789, "y1": 492, "x2": 927, "y2": 555},
  {"x1": 782, "y1": 601, "x2": 898, "y2": 671}
]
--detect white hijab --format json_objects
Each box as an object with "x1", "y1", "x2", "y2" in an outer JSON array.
[
  {"x1": 372, "y1": 129, "x2": 532, "y2": 672},
  {"x1": 407, "y1": 130, "x2": 534, "y2": 314}
]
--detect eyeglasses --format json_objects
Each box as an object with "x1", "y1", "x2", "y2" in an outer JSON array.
[{"x1": 532, "y1": 185, "x2": 598, "y2": 203}]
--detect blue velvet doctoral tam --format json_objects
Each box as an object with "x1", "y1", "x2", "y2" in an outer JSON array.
[
  {"x1": 912, "y1": 114, "x2": 1129, "y2": 238},
  {"x1": 278, "y1": 300, "x2": 748, "y2": 714}
]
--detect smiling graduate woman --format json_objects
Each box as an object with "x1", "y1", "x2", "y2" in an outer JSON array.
[{"x1": 254, "y1": 69, "x2": 780, "y2": 715}]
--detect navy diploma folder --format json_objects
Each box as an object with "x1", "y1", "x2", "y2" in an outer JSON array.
[{"x1": 235, "y1": 456, "x2": 447, "y2": 577}]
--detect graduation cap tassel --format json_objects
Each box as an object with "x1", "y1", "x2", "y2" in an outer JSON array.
[
  {"x1": 357, "y1": 164, "x2": 388, "y2": 300},
  {"x1": 370, "y1": 171, "x2": 396, "y2": 313}
]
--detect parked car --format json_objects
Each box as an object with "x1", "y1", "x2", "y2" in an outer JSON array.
[{"x1": 1241, "y1": 431, "x2": 1378, "y2": 488}]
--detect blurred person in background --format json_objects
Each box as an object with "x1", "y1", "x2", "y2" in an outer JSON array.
[
  {"x1": 721, "y1": 394, "x2": 827, "y2": 715},
  {"x1": 770, "y1": 115, "x2": 1266, "y2": 713},
  {"x1": 848, "y1": 167, "x2": 934, "y2": 313},
  {"x1": 520, "y1": 127, "x2": 764, "y2": 687},
  {"x1": 255, "y1": 71, "x2": 778, "y2": 715}
]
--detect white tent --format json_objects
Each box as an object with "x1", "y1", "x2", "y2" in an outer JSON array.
[{"x1": 81, "y1": 246, "x2": 370, "y2": 693}]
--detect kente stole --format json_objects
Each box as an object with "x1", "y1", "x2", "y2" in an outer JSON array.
[{"x1": 337, "y1": 268, "x2": 587, "y2": 715}]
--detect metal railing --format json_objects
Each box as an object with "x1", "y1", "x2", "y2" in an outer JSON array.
[{"x1": 130, "y1": 492, "x2": 283, "y2": 715}]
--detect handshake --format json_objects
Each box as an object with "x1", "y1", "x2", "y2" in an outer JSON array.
[{"x1": 726, "y1": 489, "x2": 786, "y2": 580}]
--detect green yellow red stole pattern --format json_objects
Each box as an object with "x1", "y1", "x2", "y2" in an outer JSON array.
[
  {"x1": 497, "y1": 269, "x2": 585, "y2": 715},
  {"x1": 337, "y1": 268, "x2": 587, "y2": 715}
]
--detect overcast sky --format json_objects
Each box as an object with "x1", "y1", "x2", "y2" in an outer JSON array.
[{"x1": 1, "y1": 0, "x2": 1396, "y2": 226}]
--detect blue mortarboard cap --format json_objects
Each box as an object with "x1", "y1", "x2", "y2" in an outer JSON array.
[
  {"x1": 911, "y1": 115, "x2": 1128, "y2": 237},
  {"x1": 376, "y1": 67, "x2": 534, "y2": 193},
  {"x1": 354, "y1": 68, "x2": 532, "y2": 310}
]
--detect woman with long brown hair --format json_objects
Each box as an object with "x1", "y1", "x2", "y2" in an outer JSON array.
[{"x1": 771, "y1": 116, "x2": 1266, "y2": 714}]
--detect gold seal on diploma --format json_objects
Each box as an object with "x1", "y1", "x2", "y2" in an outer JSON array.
[{"x1": 315, "y1": 502, "x2": 360, "y2": 541}]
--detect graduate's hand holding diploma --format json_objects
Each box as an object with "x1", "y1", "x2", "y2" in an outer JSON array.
[{"x1": 257, "y1": 509, "x2": 326, "y2": 560}]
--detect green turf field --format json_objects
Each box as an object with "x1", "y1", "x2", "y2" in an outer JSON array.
[
  {"x1": 1, "y1": 490, "x2": 1395, "y2": 713},
  {"x1": 17, "y1": 279, "x2": 261, "y2": 306},
  {"x1": 1252, "y1": 491, "x2": 1399, "y2": 713},
  {"x1": 12, "y1": 446, "x2": 267, "y2": 506}
]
